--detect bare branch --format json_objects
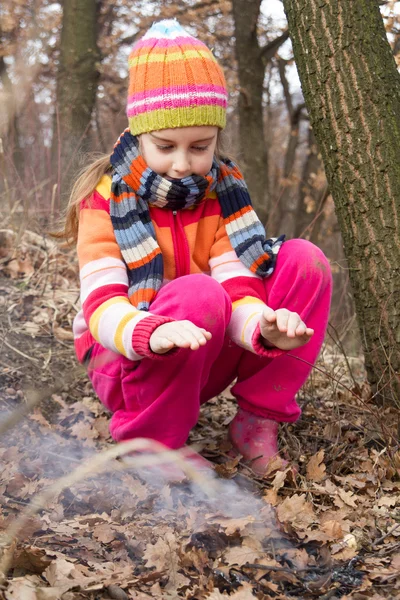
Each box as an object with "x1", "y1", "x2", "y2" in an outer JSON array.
[
  {"x1": 259, "y1": 29, "x2": 290, "y2": 61},
  {"x1": 277, "y1": 57, "x2": 293, "y2": 118}
]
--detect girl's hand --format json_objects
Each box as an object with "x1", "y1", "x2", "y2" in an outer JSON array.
[
  {"x1": 150, "y1": 321, "x2": 212, "y2": 354},
  {"x1": 260, "y1": 306, "x2": 314, "y2": 351}
]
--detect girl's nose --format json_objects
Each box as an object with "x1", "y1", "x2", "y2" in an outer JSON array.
[{"x1": 172, "y1": 153, "x2": 191, "y2": 175}]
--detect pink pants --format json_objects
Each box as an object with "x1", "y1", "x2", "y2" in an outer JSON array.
[{"x1": 88, "y1": 239, "x2": 332, "y2": 448}]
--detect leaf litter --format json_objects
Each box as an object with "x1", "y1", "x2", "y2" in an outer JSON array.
[{"x1": 0, "y1": 232, "x2": 399, "y2": 599}]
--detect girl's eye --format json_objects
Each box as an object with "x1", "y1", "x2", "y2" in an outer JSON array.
[
  {"x1": 156, "y1": 145, "x2": 173, "y2": 151},
  {"x1": 192, "y1": 146, "x2": 209, "y2": 152}
]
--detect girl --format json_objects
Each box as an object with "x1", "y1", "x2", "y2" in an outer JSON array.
[{"x1": 63, "y1": 20, "x2": 332, "y2": 475}]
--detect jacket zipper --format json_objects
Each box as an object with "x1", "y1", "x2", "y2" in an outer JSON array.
[{"x1": 172, "y1": 210, "x2": 190, "y2": 277}]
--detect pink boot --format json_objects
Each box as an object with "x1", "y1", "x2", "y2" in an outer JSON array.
[{"x1": 228, "y1": 408, "x2": 285, "y2": 475}]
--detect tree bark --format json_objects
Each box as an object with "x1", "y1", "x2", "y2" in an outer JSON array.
[
  {"x1": 231, "y1": 0, "x2": 270, "y2": 223},
  {"x1": 0, "y1": 56, "x2": 23, "y2": 172},
  {"x1": 52, "y1": 0, "x2": 100, "y2": 205},
  {"x1": 284, "y1": 0, "x2": 400, "y2": 402}
]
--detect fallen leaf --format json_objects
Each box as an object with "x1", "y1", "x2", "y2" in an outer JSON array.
[
  {"x1": 92, "y1": 523, "x2": 117, "y2": 544},
  {"x1": 53, "y1": 326, "x2": 74, "y2": 341},
  {"x1": 321, "y1": 520, "x2": 344, "y2": 540},
  {"x1": 12, "y1": 547, "x2": 53, "y2": 574},
  {"x1": 336, "y1": 488, "x2": 358, "y2": 508},
  {"x1": 377, "y1": 495, "x2": 399, "y2": 507},
  {"x1": 224, "y1": 544, "x2": 263, "y2": 567},
  {"x1": 263, "y1": 488, "x2": 278, "y2": 506},
  {"x1": 307, "y1": 449, "x2": 326, "y2": 482},
  {"x1": 276, "y1": 494, "x2": 316, "y2": 530},
  {"x1": 4, "y1": 577, "x2": 37, "y2": 599},
  {"x1": 43, "y1": 558, "x2": 76, "y2": 587},
  {"x1": 215, "y1": 515, "x2": 255, "y2": 536}
]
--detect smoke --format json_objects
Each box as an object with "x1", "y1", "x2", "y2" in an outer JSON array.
[{"x1": 0, "y1": 388, "x2": 289, "y2": 597}]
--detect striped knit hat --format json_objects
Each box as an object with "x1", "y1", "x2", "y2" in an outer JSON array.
[{"x1": 127, "y1": 20, "x2": 228, "y2": 135}]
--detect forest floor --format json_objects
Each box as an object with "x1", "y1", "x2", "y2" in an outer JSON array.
[{"x1": 0, "y1": 228, "x2": 399, "y2": 600}]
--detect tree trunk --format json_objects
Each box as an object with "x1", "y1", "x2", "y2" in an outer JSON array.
[
  {"x1": 270, "y1": 104, "x2": 304, "y2": 238},
  {"x1": 284, "y1": 0, "x2": 400, "y2": 403},
  {"x1": 52, "y1": 0, "x2": 100, "y2": 205},
  {"x1": 231, "y1": 0, "x2": 269, "y2": 223},
  {"x1": 0, "y1": 56, "x2": 24, "y2": 172},
  {"x1": 294, "y1": 126, "x2": 327, "y2": 242}
]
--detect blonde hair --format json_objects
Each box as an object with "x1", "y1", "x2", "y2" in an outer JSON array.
[{"x1": 55, "y1": 129, "x2": 231, "y2": 243}]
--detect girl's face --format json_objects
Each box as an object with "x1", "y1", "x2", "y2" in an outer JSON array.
[{"x1": 139, "y1": 126, "x2": 218, "y2": 179}]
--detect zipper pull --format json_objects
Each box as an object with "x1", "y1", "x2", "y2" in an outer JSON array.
[{"x1": 172, "y1": 210, "x2": 177, "y2": 216}]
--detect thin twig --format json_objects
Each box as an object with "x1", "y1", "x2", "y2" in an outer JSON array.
[
  {"x1": 1, "y1": 338, "x2": 40, "y2": 363},
  {"x1": 243, "y1": 562, "x2": 326, "y2": 575},
  {"x1": 0, "y1": 392, "x2": 42, "y2": 437},
  {"x1": 286, "y1": 353, "x2": 395, "y2": 452},
  {"x1": 372, "y1": 522, "x2": 400, "y2": 549}
]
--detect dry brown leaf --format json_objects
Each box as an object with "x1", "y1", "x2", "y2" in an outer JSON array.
[
  {"x1": 263, "y1": 488, "x2": 278, "y2": 506},
  {"x1": 205, "y1": 583, "x2": 258, "y2": 599},
  {"x1": 4, "y1": 255, "x2": 35, "y2": 279},
  {"x1": 280, "y1": 547, "x2": 310, "y2": 571},
  {"x1": 143, "y1": 531, "x2": 188, "y2": 591},
  {"x1": 215, "y1": 515, "x2": 255, "y2": 536},
  {"x1": 224, "y1": 544, "x2": 263, "y2": 567},
  {"x1": 69, "y1": 420, "x2": 99, "y2": 445},
  {"x1": 43, "y1": 558, "x2": 76, "y2": 587},
  {"x1": 331, "y1": 546, "x2": 358, "y2": 561},
  {"x1": 43, "y1": 557, "x2": 94, "y2": 589},
  {"x1": 22, "y1": 322, "x2": 41, "y2": 336},
  {"x1": 36, "y1": 587, "x2": 72, "y2": 600},
  {"x1": 321, "y1": 520, "x2": 344, "y2": 540},
  {"x1": 12, "y1": 547, "x2": 53, "y2": 574},
  {"x1": 276, "y1": 494, "x2": 316, "y2": 530},
  {"x1": 205, "y1": 590, "x2": 226, "y2": 599},
  {"x1": 53, "y1": 326, "x2": 74, "y2": 341},
  {"x1": 4, "y1": 577, "x2": 37, "y2": 599},
  {"x1": 336, "y1": 488, "x2": 358, "y2": 508},
  {"x1": 92, "y1": 523, "x2": 117, "y2": 544},
  {"x1": 391, "y1": 553, "x2": 400, "y2": 569},
  {"x1": 377, "y1": 495, "x2": 400, "y2": 507},
  {"x1": 271, "y1": 468, "x2": 288, "y2": 490},
  {"x1": 229, "y1": 583, "x2": 259, "y2": 599},
  {"x1": 143, "y1": 537, "x2": 171, "y2": 573},
  {"x1": 306, "y1": 449, "x2": 326, "y2": 482}
]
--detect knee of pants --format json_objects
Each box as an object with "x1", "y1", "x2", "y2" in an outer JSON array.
[
  {"x1": 278, "y1": 238, "x2": 332, "y2": 286},
  {"x1": 173, "y1": 274, "x2": 232, "y2": 333}
]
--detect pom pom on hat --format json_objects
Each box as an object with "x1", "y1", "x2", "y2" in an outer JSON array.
[{"x1": 126, "y1": 19, "x2": 228, "y2": 135}]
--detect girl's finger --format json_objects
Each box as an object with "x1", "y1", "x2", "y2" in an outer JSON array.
[
  {"x1": 262, "y1": 306, "x2": 276, "y2": 323},
  {"x1": 275, "y1": 310, "x2": 289, "y2": 333},
  {"x1": 177, "y1": 328, "x2": 203, "y2": 349},
  {"x1": 286, "y1": 312, "x2": 302, "y2": 337},
  {"x1": 199, "y1": 328, "x2": 212, "y2": 339},
  {"x1": 294, "y1": 321, "x2": 307, "y2": 337},
  {"x1": 180, "y1": 324, "x2": 210, "y2": 347}
]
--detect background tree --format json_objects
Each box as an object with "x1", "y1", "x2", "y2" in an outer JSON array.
[
  {"x1": 231, "y1": 0, "x2": 289, "y2": 221},
  {"x1": 52, "y1": 0, "x2": 100, "y2": 205},
  {"x1": 283, "y1": 0, "x2": 400, "y2": 403}
]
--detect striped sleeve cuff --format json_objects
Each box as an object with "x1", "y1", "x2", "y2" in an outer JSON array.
[
  {"x1": 132, "y1": 314, "x2": 182, "y2": 359},
  {"x1": 227, "y1": 297, "x2": 265, "y2": 353},
  {"x1": 228, "y1": 296, "x2": 286, "y2": 358},
  {"x1": 251, "y1": 322, "x2": 286, "y2": 359}
]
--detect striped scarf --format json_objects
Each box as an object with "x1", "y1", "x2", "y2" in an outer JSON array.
[{"x1": 110, "y1": 129, "x2": 284, "y2": 310}]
